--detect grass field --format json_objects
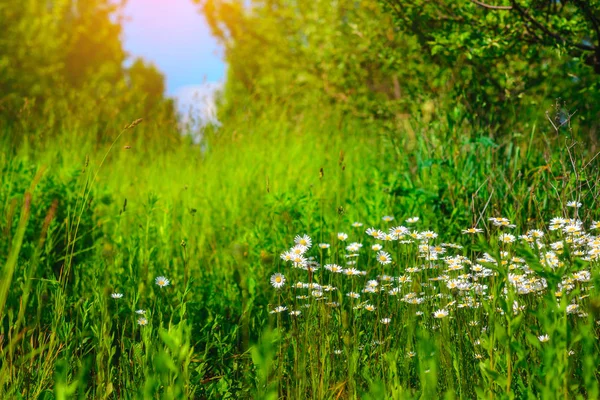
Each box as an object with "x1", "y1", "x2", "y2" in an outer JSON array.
[{"x1": 1, "y1": 102, "x2": 600, "y2": 399}]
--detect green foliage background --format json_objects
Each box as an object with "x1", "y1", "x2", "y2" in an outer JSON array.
[
  {"x1": 202, "y1": 0, "x2": 600, "y2": 134},
  {"x1": 0, "y1": 0, "x2": 176, "y2": 148}
]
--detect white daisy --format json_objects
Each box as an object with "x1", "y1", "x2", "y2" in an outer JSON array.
[
  {"x1": 462, "y1": 227, "x2": 483, "y2": 234},
  {"x1": 376, "y1": 251, "x2": 392, "y2": 265},
  {"x1": 390, "y1": 226, "x2": 409, "y2": 237},
  {"x1": 270, "y1": 273, "x2": 286, "y2": 289},
  {"x1": 563, "y1": 224, "x2": 581, "y2": 234},
  {"x1": 325, "y1": 264, "x2": 344, "y2": 273},
  {"x1": 421, "y1": 231, "x2": 438, "y2": 240},
  {"x1": 294, "y1": 234, "x2": 312, "y2": 248},
  {"x1": 291, "y1": 255, "x2": 307, "y2": 268},
  {"x1": 344, "y1": 268, "x2": 360, "y2": 276},
  {"x1": 290, "y1": 244, "x2": 308, "y2": 255},
  {"x1": 566, "y1": 304, "x2": 579, "y2": 314},
  {"x1": 366, "y1": 280, "x2": 379, "y2": 288},
  {"x1": 346, "y1": 242, "x2": 363, "y2": 252},
  {"x1": 498, "y1": 233, "x2": 516, "y2": 243},
  {"x1": 155, "y1": 276, "x2": 170, "y2": 288},
  {"x1": 366, "y1": 228, "x2": 380, "y2": 238}
]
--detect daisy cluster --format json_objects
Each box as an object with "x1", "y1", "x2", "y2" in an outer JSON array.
[{"x1": 268, "y1": 211, "x2": 600, "y2": 346}]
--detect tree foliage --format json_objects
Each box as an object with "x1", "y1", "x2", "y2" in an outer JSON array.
[
  {"x1": 382, "y1": 0, "x2": 600, "y2": 128},
  {"x1": 0, "y1": 0, "x2": 175, "y2": 145},
  {"x1": 201, "y1": 0, "x2": 437, "y2": 122},
  {"x1": 201, "y1": 0, "x2": 600, "y2": 134}
]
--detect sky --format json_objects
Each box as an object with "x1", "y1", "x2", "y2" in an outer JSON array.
[{"x1": 121, "y1": 0, "x2": 225, "y2": 123}]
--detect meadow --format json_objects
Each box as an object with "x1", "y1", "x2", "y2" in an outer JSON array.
[
  {"x1": 2, "y1": 101, "x2": 600, "y2": 399},
  {"x1": 3, "y1": 0, "x2": 600, "y2": 398}
]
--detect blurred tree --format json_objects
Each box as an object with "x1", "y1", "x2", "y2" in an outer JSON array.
[
  {"x1": 200, "y1": 0, "x2": 600, "y2": 135},
  {"x1": 0, "y1": 0, "x2": 176, "y2": 145},
  {"x1": 64, "y1": 0, "x2": 127, "y2": 87},
  {"x1": 128, "y1": 58, "x2": 169, "y2": 113},
  {"x1": 199, "y1": 0, "x2": 438, "y2": 123}
]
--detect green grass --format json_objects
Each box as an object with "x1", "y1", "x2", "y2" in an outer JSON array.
[{"x1": 1, "y1": 104, "x2": 599, "y2": 399}]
